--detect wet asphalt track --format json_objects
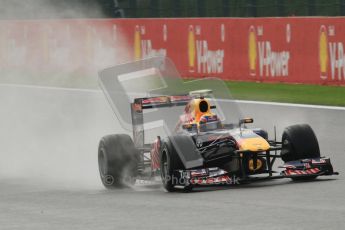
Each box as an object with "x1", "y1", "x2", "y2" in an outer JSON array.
[{"x1": 0, "y1": 84, "x2": 344, "y2": 230}]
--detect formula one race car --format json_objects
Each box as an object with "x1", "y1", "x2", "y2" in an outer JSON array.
[{"x1": 97, "y1": 57, "x2": 338, "y2": 192}]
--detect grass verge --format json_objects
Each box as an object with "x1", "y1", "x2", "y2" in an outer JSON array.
[{"x1": 226, "y1": 81, "x2": 345, "y2": 107}]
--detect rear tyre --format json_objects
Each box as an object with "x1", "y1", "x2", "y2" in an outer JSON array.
[
  {"x1": 281, "y1": 124, "x2": 320, "y2": 181},
  {"x1": 160, "y1": 138, "x2": 187, "y2": 192},
  {"x1": 98, "y1": 134, "x2": 139, "y2": 189}
]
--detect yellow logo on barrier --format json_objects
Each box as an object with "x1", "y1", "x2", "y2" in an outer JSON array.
[
  {"x1": 319, "y1": 25, "x2": 328, "y2": 79},
  {"x1": 248, "y1": 26, "x2": 257, "y2": 76},
  {"x1": 188, "y1": 25, "x2": 196, "y2": 73},
  {"x1": 134, "y1": 25, "x2": 141, "y2": 60},
  {"x1": 0, "y1": 26, "x2": 4, "y2": 65}
]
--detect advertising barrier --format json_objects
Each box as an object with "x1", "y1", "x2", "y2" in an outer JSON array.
[{"x1": 1, "y1": 18, "x2": 345, "y2": 85}]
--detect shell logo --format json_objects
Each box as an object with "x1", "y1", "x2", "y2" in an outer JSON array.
[
  {"x1": 188, "y1": 25, "x2": 196, "y2": 73},
  {"x1": 112, "y1": 25, "x2": 117, "y2": 42},
  {"x1": 248, "y1": 26, "x2": 257, "y2": 76},
  {"x1": 163, "y1": 24, "x2": 168, "y2": 42},
  {"x1": 0, "y1": 30, "x2": 4, "y2": 65},
  {"x1": 319, "y1": 25, "x2": 328, "y2": 79},
  {"x1": 134, "y1": 25, "x2": 141, "y2": 60},
  {"x1": 221, "y1": 24, "x2": 225, "y2": 42},
  {"x1": 286, "y1": 24, "x2": 291, "y2": 43}
]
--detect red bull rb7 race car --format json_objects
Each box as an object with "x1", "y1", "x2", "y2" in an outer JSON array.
[
  {"x1": 97, "y1": 57, "x2": 338, "y2": 192},
  {"x1": 98, "y1": 90, "x2": 338, "y2": 192}
]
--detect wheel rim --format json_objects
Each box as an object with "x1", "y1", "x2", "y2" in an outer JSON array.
[
  {"x1": 161, "y1": 150, "x2": 168, "y2": 184},
  {"x1": 99, "y1": 148, "x2": 107, "y2": 176}
]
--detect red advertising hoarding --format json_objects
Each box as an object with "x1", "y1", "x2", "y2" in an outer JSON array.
[{"x1": 1, "y1": 18, "x2": 345, "y2": 85}]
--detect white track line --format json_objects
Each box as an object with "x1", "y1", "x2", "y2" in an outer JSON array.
[
  {"x1": 1, "y1": 83, "x2": 344, "y2": 111},
  {"x1": 234, "y1": 100, "x2": 345, "y2": 111},
  {"x1": 0, "y1": 83, "x2": 101, "y2": 93}
]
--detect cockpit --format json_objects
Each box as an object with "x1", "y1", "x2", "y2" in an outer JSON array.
[{"x1": 176, "y1": 90, "x2": 223, "y2": 132}]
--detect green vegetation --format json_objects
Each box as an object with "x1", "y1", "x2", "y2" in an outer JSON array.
[
  {"x1": 118, "y1": 0, "x2": 345, "y2": 18},
  {"x1": 1, "y1": 0, "x2": 345, "y2": 19},
  {"x1": 226, "y1": 81, "x2": 345, "y2": 107}
]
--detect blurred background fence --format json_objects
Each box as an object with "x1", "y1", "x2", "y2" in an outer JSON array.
[{"x1": 1, "y1": 0, "x2": 345, "y2": 19}]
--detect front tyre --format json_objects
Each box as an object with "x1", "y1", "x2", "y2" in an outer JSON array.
[
  {"x1": 281, "y1": 124, "x2": 320, "y2": 181},
  {"x1": 160, "y1": 139, "x2": 187, "y2": 192},
  {"x1": 281, "y1": 124, "x2": 320, "y2": 162},
  {"x1": 160, "y1": 145, "x2": 175, "y2": 192}
]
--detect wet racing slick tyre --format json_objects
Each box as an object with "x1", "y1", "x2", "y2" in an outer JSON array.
[
  {"x1": 160, "y1": 137, "x2": 188, "y2": 192},
  {"x1": 281, "y1": 124, "x2": 320, "y2": 181},
  {"x1": 98, "y1": 134, "x2": 139, "y2": 189}
]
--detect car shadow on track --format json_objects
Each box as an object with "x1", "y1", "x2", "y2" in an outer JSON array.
[
  {"x1": 186, "y1": 178, "x2": 337, "y2": 193},
  {"x1": 98, "y1": 177, "x2": 337, "y2": 194}
]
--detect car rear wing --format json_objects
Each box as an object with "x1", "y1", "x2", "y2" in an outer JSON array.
[
  {"x1": 131, "y1": 95, "x2": 191, "y2": 149},
  {"x1": 133, "y1": 95, "x2": 191, "y2": 111}
]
